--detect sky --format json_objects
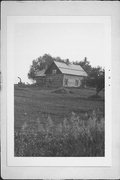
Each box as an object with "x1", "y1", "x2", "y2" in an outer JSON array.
[{"x1": 14, "y1": 22, "x2": 106, "y2": 84}]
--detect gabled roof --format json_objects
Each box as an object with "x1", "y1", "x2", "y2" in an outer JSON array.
[{"x1": 54, "y1": 61, "x2": 88, "y2": 77}]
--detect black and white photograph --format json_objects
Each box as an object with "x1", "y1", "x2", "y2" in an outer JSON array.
[
  {"x1": 2, "y1": 1, "x2": 120, "y2": 179},
  {"x1": 13, "y1": 17, "x2": 106, "y2": 158}
]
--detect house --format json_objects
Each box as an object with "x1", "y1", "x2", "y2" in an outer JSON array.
[
  {"x1": 35, "y1": 69, "x2": 46, "y2": 85},
  {"x1": 35, "y1": 61, "x2": 88, "y2": 88}
]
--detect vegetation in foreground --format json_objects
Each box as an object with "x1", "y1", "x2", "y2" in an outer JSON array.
[{"x1": 15, "y1": 109, "x2": 104, "y2": 157}]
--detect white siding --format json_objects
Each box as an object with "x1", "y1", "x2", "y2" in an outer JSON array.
[{"x1": 63, "y1": 74, "x2": 83, "y2": 87}]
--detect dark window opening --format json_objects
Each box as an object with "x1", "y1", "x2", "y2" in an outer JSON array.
[
  {"x1": 75, "y1": 79, "x2": 79, "y2": 86},
  {"x1": 65, "y1": 79, "x2": 68, "y2": 85},
  {"x1": 52, "y1": 69, "x2": 57, "y2": 74}
]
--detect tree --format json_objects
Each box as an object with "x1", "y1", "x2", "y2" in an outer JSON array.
[
  {"x1": 28, "y1": 54, "x2": 66, "y2": 81},
  {"x1": 65, "y1": 59, "x2": 70, "y2": 65},
  {"x1": 28, "y1": 54, "x2": 55, "y2": 80},
  {"x1": 55, "y1": 56, "x2": 66, "y2": 63},
  {"x1": 95, "y1": 70, "x2": 105, "y2": 95},
  {"x1": 73, "y1": 57, "x2": 92, "y2": 74}
]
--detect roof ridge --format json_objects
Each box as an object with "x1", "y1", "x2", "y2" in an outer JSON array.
[
  {"x1": 55, "y1": 61, "x2": 82, "y2": 67},
  {"x1": 57, "y1": 66, "x2": 84, "y2": 71}
]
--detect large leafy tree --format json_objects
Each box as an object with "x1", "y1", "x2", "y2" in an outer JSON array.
[
  {"x1": 73, "y1": 57, "x2": 92, "y2": 75},
  {"x1": 28, "y1": 54, "x2": 67, "y2": 80},
  {"x1": 86, "y1": 65, "x2": 105, "y2": 95},
  {"x1": 28, "y1": 54, "x2": 55, "y2": 80}
]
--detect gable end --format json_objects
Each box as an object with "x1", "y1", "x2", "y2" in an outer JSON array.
[{"x1": 45, "y1": 62, "x2": 62, "y2": 75}]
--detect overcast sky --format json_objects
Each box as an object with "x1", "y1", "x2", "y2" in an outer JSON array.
[{"x1": 14, "y1": 22, "x2": 106, "y2": 83}]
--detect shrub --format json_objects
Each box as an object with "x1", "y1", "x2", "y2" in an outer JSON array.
[{"x1": 15, "y1": 110, "x2": 104, "y2": 157}]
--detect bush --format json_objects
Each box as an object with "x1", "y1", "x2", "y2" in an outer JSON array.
[{"x1": 15, "y1": 110, "x2": 104, "y2": 157}]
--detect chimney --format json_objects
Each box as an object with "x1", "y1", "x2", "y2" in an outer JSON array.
[{"x1": 66, "y1": 59, "x2": 70, "y2": 65}]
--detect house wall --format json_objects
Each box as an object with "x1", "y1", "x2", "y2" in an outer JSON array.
[
  {"x1": 35, "y1": 74, "x2": 63, "y2": 87},
  {"x1": 35, "y1": 76, "x2": 45, "y2": 86},
  {"x1": 45, "y1": 62, "x2": 62, "y2": 75},
  {"x1": 63, "y1": 74, "x2": 84, "y2": 87},
  {"x1": 44, "y1": 62, "x2": 63, "y2": 87},
  {"x1": 35, "y1": 62, "x2": 86, "y2": 88},
  {"x1": 35, "y1": 74, "x2": 84, "y2": 88},
  {"x1": 45, "y1": 74, "x2": 63, "y2": 88}
]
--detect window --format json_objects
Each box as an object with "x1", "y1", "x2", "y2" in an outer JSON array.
[
  {"x1": 64, "y1": 79, "x2": 68, "y2": 86},
  {"x1": 75, "y1": 79, "x2": 79, "y2": 86},
  {"x1": 52, "y1": 69, "x2": 57, "y2": 74}
]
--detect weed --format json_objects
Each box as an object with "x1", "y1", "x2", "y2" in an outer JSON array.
[{"x1": 15, "y1": 109, "x2": 104, "y2": 157}]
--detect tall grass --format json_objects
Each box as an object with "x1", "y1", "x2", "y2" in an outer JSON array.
[{"x1": 15, "y1": 110, "x2": 104, "y2": 157}]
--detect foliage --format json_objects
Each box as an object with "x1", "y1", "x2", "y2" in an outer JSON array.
[
  {"x1": 73, "y1": 57, "x2": 92, "y2": 75},
  {"x1": 28, "y1": 54, "x2": 70, "y2": 80},
  {"x1": 87, "y1": 67, "x2": 104, "y2": 89},
  {"x1": 28, "y1": 54, "x2": 54, "y2": 80},
  {"x1": 15, "y1": 110, "x2": 104, "y2": 157},
  {"x1": 96, "y1": 70, "x2": 105, "y2": 95}
]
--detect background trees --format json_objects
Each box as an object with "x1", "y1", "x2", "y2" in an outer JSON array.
[{"x1": 28, "y1": 54, "x2": 54, "y2": 80}]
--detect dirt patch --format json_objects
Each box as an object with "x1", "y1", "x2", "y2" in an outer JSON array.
[{"x1": 52, "y1": 88, "x2": 74, "y2": 94}]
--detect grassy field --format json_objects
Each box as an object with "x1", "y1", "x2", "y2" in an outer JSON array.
[
  {"x1": 14, "y1": 86, "x2": 104, "y2": 157},
  {"x1": 14, "y1": 86, "x2": 104, "y2": 128}
]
